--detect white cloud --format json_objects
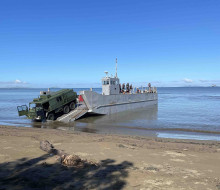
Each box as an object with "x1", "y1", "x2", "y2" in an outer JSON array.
[
  {"x1": 15, "y1": 79, "x2": 22, "y2": 84},
  {"x1": 0, "y1": 79, "x2": 28, "y2": 88},
  {"x1": 183, "y1": 78, "x2": 193, "y2": 83},
  {"x1": 14, "y1": 79, "x2": 27, "y2": 84}
]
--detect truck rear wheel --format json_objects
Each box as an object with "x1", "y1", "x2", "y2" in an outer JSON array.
[
  {"x1": 69, "y1": 102, "x2": 75, "y2": 110},
  {"x1": 47, "y1": 113, "x2": 55, "y2": 121},
  {"x1": 63, "y1": 105, "x2": 70, "y2": 114}
]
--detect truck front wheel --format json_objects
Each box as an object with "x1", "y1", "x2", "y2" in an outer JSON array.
[
  {"x1": 47, "y1": 113, "x2": 55, "y2": 121},
  {"x1": 63, "y1": 105, "x2": 70, "y2": 114}
]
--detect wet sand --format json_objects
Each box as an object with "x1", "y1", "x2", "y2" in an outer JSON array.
[{"x1": 0, "y1": 125, "x2": 220, "y2": 190}]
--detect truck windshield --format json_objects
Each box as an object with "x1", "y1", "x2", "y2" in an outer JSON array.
[
  {"x1": 29, "y1": 103, "x2": 42, "y2": 110},
  {"x1": 30, "y1": 103, "x2": 36, "y2": 109}
]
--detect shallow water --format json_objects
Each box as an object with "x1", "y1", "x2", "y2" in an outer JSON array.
[{"x1": 0, "y1": 87, "x2": 220, "y2": 141}]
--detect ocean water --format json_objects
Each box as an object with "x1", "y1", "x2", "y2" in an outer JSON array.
[{"x1": 0, "y1": 87, "x2": 220, "y2": 141}]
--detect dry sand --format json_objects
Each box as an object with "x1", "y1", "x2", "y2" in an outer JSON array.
[{"x1": 0, "y1": 125, "x2": 220, "y2": 190}]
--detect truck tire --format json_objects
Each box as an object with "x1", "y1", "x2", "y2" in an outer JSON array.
[
  {"x1": 63, "y1": 105, "x2": 70, "y2": 114},
  {"x1": 69, "y1": 102, "x2": 75, "y2": 110},
  {"x1": 47, "y1": 113, "x2": 55, "y2": 121}
]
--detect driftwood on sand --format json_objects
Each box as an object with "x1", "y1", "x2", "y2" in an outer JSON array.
[{"x1": 40, "y1": 140, "x2": 99, "y2": 168}]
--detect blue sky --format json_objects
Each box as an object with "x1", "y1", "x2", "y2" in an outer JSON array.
[{"x1": 0, "y1": 0, "x2": 219, "y2": 88}]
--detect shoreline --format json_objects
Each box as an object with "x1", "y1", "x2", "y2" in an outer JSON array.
[
  {"x1": 1, "y1": 124, "x2": 220, "y2": 142},
  {"x1": 1, "y1": 121, "x2": 220, "y2": 142},
  {"x1": 0, "y1": 125, "x2": 220, "y2": 189}
]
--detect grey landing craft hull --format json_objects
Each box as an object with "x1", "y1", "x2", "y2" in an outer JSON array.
[{"x1": 80, "y1": 91, "x2": 158, "y2": 115}]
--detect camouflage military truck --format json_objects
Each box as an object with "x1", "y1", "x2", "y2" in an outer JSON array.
[{"x1": 17, "y1": 89, "x2": 77, "y2": 121}]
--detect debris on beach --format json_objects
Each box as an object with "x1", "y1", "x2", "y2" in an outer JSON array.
[{"x1": 40, "y1": 140, "x2": 99, "y2": 168}]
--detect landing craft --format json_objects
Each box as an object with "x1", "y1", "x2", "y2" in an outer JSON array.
[{"x1": 79, "y1": 58, "x2": 158, "y2": 115}]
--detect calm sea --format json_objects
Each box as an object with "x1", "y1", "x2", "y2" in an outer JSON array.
[{"x1": 0, "y1": 87, "x2": 220, "y2": 141}]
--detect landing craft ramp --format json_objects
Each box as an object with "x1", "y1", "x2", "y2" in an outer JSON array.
[{"x1": 57, "y1": 102, "x2": 88, "y2": 122}]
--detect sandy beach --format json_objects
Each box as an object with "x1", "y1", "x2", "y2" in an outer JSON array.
[{"x1": 0, "y1": 125, "x2": 220, "y2": 190}]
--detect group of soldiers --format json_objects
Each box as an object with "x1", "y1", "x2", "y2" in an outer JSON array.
[
  {"x1": 119, "y1": 83, "x2": 133, "y2": 93},
  {"x1": 119, "y1": 83, "x2": 152, "y2": 94}
]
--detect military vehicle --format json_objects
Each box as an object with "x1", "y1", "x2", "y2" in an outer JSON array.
[{"x1": 17, "y1": 89, "x2": 77, "y2": 121}]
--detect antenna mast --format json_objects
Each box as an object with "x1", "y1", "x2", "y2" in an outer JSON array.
[{"x1": 115, "y1": 57, "x2": 118, "y2": 78}]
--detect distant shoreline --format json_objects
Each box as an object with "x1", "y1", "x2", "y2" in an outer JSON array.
[{"x1": 0, "y1": 86, "x2": 219, "y2": 89}]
